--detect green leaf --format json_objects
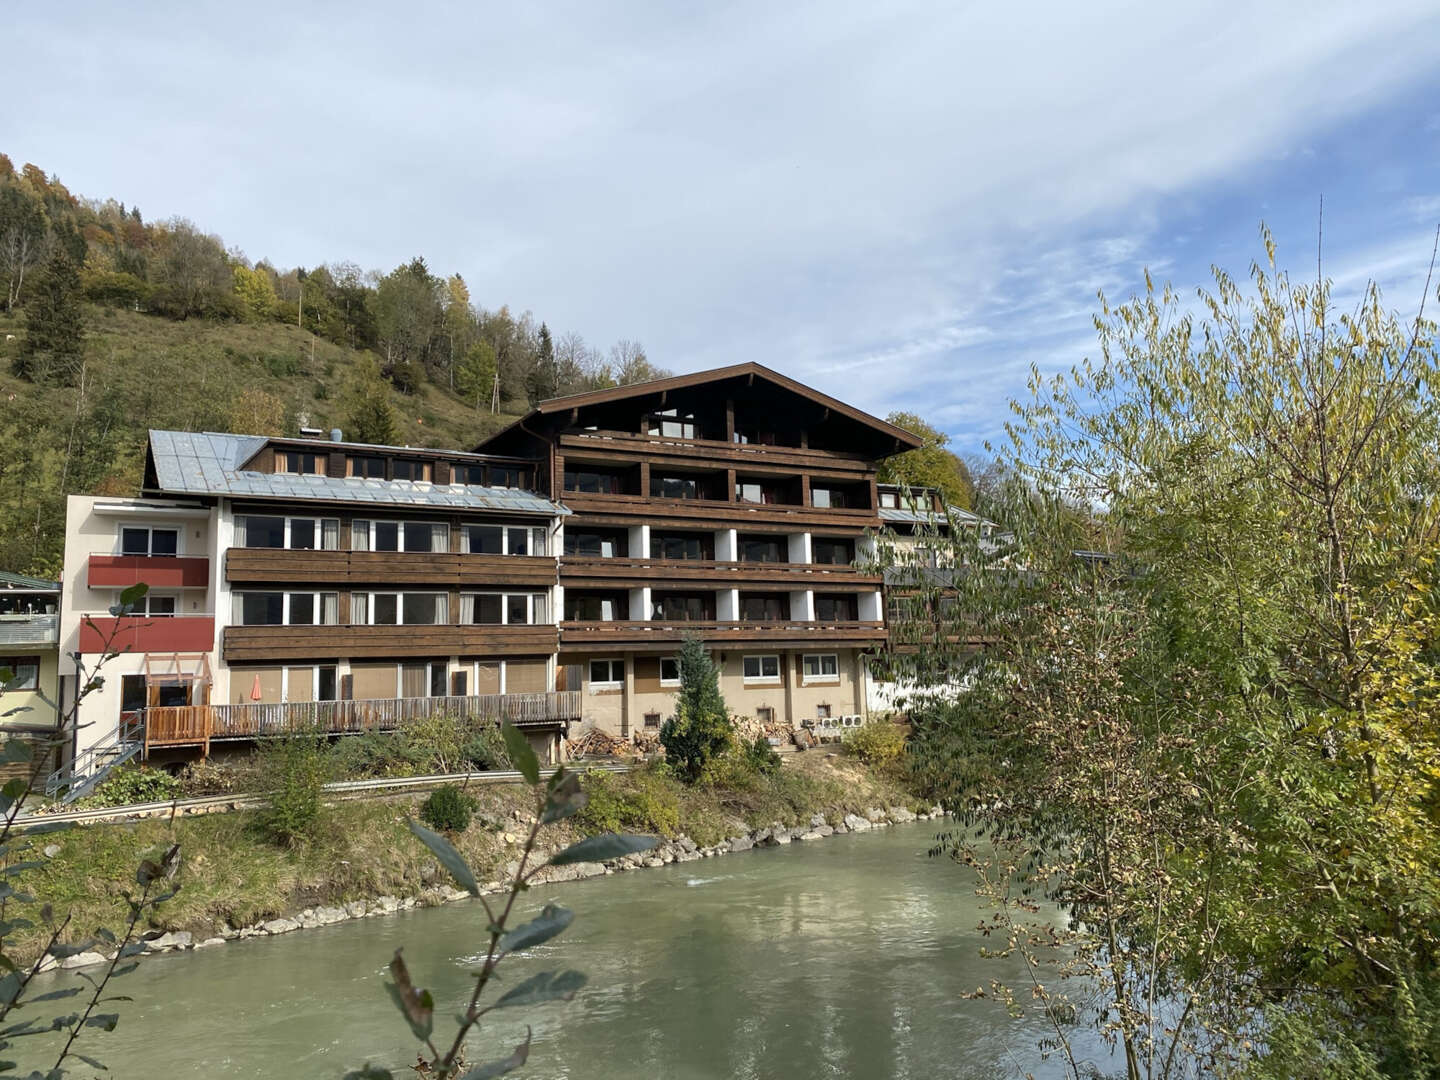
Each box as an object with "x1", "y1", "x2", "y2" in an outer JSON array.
[
  {"x1": 0, "y1": 741, "x2": 31, "y2": 766},
  {"x1": 84, "y1": 1013, "x2": 119, "y2": 1031},
  {"x1": 384, "y1": 950, "x2": 433, "y2": 1043},
  {"x1": 47, "y1": 941, "x2": 97, "y2": 959},
  {"x1": 343, "y1": 1067, "x2": 395, "y2": 1080},
  {"x1": 549, "y1": 833, "x2": 659, "y2": 866},
  {"x1": 407, "y1": 820, "x2": 479, "y2": 896},
  {"x1": 539, "y1": 771, "x2": 587, "y2": 824},
  {"x1": 72, "y1": 1053, "x2": 108, "y2": 1071},
  {"x1": 459, "y1": 1028, "x2": 532, "y2": 1079},
  {"x1": 118, "y1": 583, "x2": 149, "y2": 609},
  {"x1": 501, "y1": 723, "x2": 539, "y2": 784},
  {"x1": 492, "y1": 969, "x2": 587, "y2": 1009},
  {"x1": 499, "y1": 904, "x2": 573, "y2": 955},
  {"x1": 27, "y1": 987, "x2": 82, "y2": 1003}
]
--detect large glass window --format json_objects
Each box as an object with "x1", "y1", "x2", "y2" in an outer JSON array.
[
  {"x1": 240, "y1": 592, "x2": 285, "y2": 625},
  {"x1": 811, "y1": 488, "x2": 846, "y2": 509},
  {"x1": 742, "y1": 654, "x2": 780, "y2": 681},
  {"x1": 815, "y1": 594, "x2": 856, "y2": 621},
  {"x1": 464, "y1": 525, "x2": 503, "y2": 554},
  {"x1": 565, "y1": 594, "x2": 626, "y2": 621},
  {"x1": 238, "y1": 516, "x2": 339, "y2": 550},
  {"x1": 651, "y1": 533, "x2": 707, "y2": 560},
  {"x1": 564, "y1": 469, "x2": 624, "y2": 494},
  {"x1": 279, "y1": 450, "x2": 323, "y2": 475},
  {"x1": 652, "y1": 593, "x2": 710, "y2": 621},
  {"x1": 391, "y1": 459, "x2": 429, "y2": 482},
  {"x1": 349, "y1": 456, "x2": 386, "y2": 479},
  {"x1": 740, "y1": 594, "x2": 787, "y2": 621},
  {"x1": 646, "y1": 410, "x2": 699, "y2": 439},
  {"x1": 565, "y1": 531, "x2": 623, "y2": 557},
  {"x1": 402, "y1": 593, "x2": 442, "y2": 624},
  {"x1": 120, "y1": 526, "x2": 178, "y2": 556},
  {"x1": 740, "y1": 537, "x2": 785, "y2": 563},
  {"x1": 812, "y1": 539, "x2": 855, "y2": 565}
]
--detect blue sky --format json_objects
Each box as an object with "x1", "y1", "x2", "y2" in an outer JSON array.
[{"x1": 11, "y1": 1, "x2": 1440, "y2": 455}]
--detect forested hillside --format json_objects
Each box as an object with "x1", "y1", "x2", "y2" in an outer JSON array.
[{"x1": 0, "y1": 153, "x2": 668, "y2": 577}]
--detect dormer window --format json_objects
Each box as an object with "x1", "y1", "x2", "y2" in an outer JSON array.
[
  {"x1": 348, "y1": 456, "x2": 386, "y2": 479},
  {"x1": 392, "y1": 459, "x2": 432, "y2": 483},
  {"x1": 646, "y1": 409, "x2": 698, "y2": 439},
  {"x1": 277, "y1": 450, "x2": 325, "y2": 475}
]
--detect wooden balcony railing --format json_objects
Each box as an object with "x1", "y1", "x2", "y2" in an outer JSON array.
[
  {"x1": 224, "y1": 549, "x2": 557, "y2": 587},
  {"x1": 558, "y1": 619, "x2": 887, "y2": 650},
  {"x1": 560, "y1": 556, "x2": 881, "y2": 589},
  {"x1": 144, "y1": 690, "x2": 582, "y2": 751}
]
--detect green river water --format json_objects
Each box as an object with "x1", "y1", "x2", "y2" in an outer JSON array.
[{"x1": 35, "y1": 821, "x2": 1110, "y2": 1079}]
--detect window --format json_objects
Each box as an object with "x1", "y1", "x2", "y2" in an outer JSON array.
[
  {"x1": 3, "y1": 656, "x2": 39, "y2": 691},
  {"x1": 348, "y1": 456, "x2": 386, "y2": 479},
  {"x1": 352, "y1": 520, "x2": 447, "y2": 553},
  {"x1": 651, "y1": 474, "x2": 702, "y2": 500},
  {"x1": 815, "y1": 595, "x2": 856, "y2": 621},
  {"x1": 644, "y1": 711, "x2": 662, "y2": 729},
  {"x1": 234, "y1": 592, "x2": 336, "y2": 625},
  {"x1": 659, "y1": 657, "x2": 680, "y2": 686},
  {"x1": 812, "y1": 487, "x2": 846, "y2": 509},
  {"x1": 879, "y1": 491, "x2": 898, "y2": 509},
  {"x1": 589, "y1": 659, "x2": 624, "y2": 686},
  {"x1": 464, "y1": 525, "x2": 503, "y2": 554},
  {"x1": 566, "y1": 594, "x2": 626, "y2": 621},
  {"x1": 490, "y1": 465, "x2": 525, "y2": 488},
  {"x1": 816, "y1": 704, "x2": 832, "y2": 719},
  {"x1": 564, "y1": 468, "x2": 624, "y2": 494},
  {"x1": 743, "y1": 654, "x2": 780, "y2": 682},
  {"x1": 646, "y1": 410, "x2": 699, "y2": 439},
  {"x1": 460, "y1": 593, "x2": 546, "y2": 625},
  {"x1": 651, "y1": 533, "x2": 707, "y2": 560},
  {"x1": 802, "y1": 654, "x2": 840, "y2": 681},
  {"x1": 506, "y1": 527, "x2": 530, "y2": 556},
  {"x1": 279, "y1": 450, "x2": 324, "y2": 475},
  {"x1": 652, "y1": 594, "x2": 710, "y2": 621},
  {"x1": 566, "y1": 531, "x2": 623, "y2": 557},
  {"x1": 238, "y1": 516, "x2": 339, "y2": 550},
  {"x1": 318, "y1": 665, "x2": 338, "y2": 701},
  {"x1": 740, "y1": 537, "x2": 785, "y2": 563},
  {"x1": 120, "y1": 673, "x2": 147, "y2": 714},
  {"x1": 392, "y1": 459, "x2": 431, "y2": 483},
  {"x1": 740, "y1": 594, "x2": 787, "y2": 621},
  {"x1": 757, "y1": 706, "x2": 775, "y2": 725},
  {"x1": 812, "y1": 539, "x2": 854, "y2": 565},
  {"x1": 239, "y1": 592, "x2": 284, "y2": 625},
  {"x1": 353, "y1": 592, "x2": 445, "y2": 625},
  {"x1": 735, "y1": 479, "x2": 789, "y2": 505},
  {"x1": 456, "y1": 464, "x2": 488, "y2": 486},
  {"x1": 120, "y1": 526, "x2": 178, "y2": 557},
  {"x1": 461, "y1": 525, "x2": 544, "y2": 555},
  {"x1": 473, "y1": 594, "x2": 503, "y2": 624}
]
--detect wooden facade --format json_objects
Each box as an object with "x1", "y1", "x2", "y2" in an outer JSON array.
[
  {"x1": 222, "y1": 624, "x2": 558, "y2": 662},
  {"x1": 224, "y1": 549, "x2": 557, "y2": 588}
]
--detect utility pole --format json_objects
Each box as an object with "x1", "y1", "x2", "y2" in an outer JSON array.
[{"x1": 490, "y1": 370, "x2": 500, "y2": 414}]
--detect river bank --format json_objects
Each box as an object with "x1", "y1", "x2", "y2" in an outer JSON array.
[{"x1": 23, "y1": 750, "x2": 929, "y2": 969}]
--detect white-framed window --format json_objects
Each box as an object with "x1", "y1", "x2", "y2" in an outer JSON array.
[
  {"x1": 3, "y1": 656, "x2": 40, "y2": 691},
  {"x1": 589, "y1": 658, "x2": 624, "y2": 687},
  {"x1": 350, "y1": 520, "x2": 449, "y2": 553},
  {"x1": 123, "y1": 593, "x2": 178, "y2": 616},
  {"x1": 236, "y1": 515, "x2": 340, "y2": 551},
  {"x1": 350, "y1": 592, "x2": 446, "y2": 625},
  {"x1": 461, "y1": 525, "x2": 547, "y2": 556},
  {"x1": 659, "y1": 656, "x2": 681, "y2": 686},
  {"x1": 233, "y1": 592, "x2": 338, "y2": 626},
  {"x1": 119, "y1": 525, "x2": 179, "y2": 557},
  {"x1": 742, "y1": 654, "x2": 781, "y2": 683},
  {"x1": 802, "y1": 653, "x2": 840, "y2": 682},
  {"x1": 459, "y1": 592, "x2": 549, "y2": 626}
]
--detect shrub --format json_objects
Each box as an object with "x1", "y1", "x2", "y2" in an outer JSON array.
[
  {"x1": 86, "y1": 766, "x2": 181, "y2": 807},
  {"x1": 659, "y1": 636, "x2": 733, "y2": 783},
  {"x1": 404, "y1": 712, "x2": 466, "y2": 774},
  {"x1": 576, "y1": 768, "x2": 682, "y2": 837},
  {"x1": 256, "y1": 734, "x2": 331, "y2": 846},
  {"x1": 329, "y1": 731, "x2": 428, "y2": 779},
  {"x1": 740, "y1": 735, "x2": 782, "y2": 777},
  {"x1": 176, "y1": 758, "x2": 241, "y2": 796},
  {"x1": 842, "y1": 722, "x2": 907, "y2": 767},
  {"x1": 462, "y1": 725, "x2": 511, "y2": 771},
  {"x1": 419, "y1": 784, "x2": 477, "y2": 832}
]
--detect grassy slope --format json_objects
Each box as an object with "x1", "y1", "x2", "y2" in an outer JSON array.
[
  {"x1": 21, "y1": 754, "x2": 921, "y2": 964},
  {"x1": 0, "y1": 304, "x2": 521, "y2": 452}
]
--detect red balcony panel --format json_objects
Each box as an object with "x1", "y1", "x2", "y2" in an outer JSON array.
[
  {"x1": 88, "y1": 555, "x2": 210, "y2": 589},
  {"x1": 79, "y1": 616, "x2": 215, "y2": 654}
]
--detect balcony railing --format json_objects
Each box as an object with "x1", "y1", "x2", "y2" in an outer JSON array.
[
  {"x1": 0, "y1": 614, "x2": 58, "y2": 647},
  {"x1": 88, "y1": 554, "x2": 210, "y2": 589},
  {"x1": 78, "y1": 614, "x2": 216, "y2": 654},
  {"x1": 559, "y1": 619, "x2": 886, "y2": 648},
  {"x1": 143, "y1": 690, "x2": 581, "y2": 750},
  {"x1": 560, "y1": 556, "x2": 881, "y2": 587}
]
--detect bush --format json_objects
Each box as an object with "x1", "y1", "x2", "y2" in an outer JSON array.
[
  {"x1": 256, "y1": 734, "x2": 331, "y2": 846},
  {"x1": 575, "y1": 768, "x2": 682, "y2": 837},
  {"x1": 842, "y1": 722, "x2": 907, "y2": 767},
  {"x1": 741, "y1": 735, "x2": 782, "y2": 777},
  {"x1": 462, "y1": 725, "x2": 511, "y2": 771},
  {"x1": 329, "y1": 731, "x2": 428, "y2": 779},
  {"x1": 404, "y1": 712, "x2": 466, "y2": 774},
  {"x1": 86, "y1": 766, "x2": 181, "y2": 807},
  {"x1": 419, "y1": 784, "x2": 477, "y2": 832}
]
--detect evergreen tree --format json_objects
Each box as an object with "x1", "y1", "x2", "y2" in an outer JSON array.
[
  {"x1": 525, "y1": 322, "x2": 557, "y2": 406},
  {"x1": 345, "y1": 366, "x2": 398, "y2": 445},
  {"x1": 660, "y1": 636, "x2": 733, "y2": 782},
  {"x1": 16, "y1": 248, "x2": 84, "y2": 384}
]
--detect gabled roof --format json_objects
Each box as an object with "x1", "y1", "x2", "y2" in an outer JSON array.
[
  {"x1": 0, "y1": 572, "x2": 59, "y2": 592},
  {"x1": 474, "y1": 362, "x2": 924, "y2": 454},
  {"x1": 145, "y1": 430, "x2": 566, "y2": 516}
]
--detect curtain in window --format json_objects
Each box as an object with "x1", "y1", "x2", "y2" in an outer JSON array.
[
  {"x1": 320, "y1": 593, "x2": 338, "y2": 625},
  {"x1": 231, "y1": 592, "x2": 246, "y2": 625},
  {"x1": 531, "y1": 528, "x2": 547, "y2": 556},
  {"x1": 233, "y1": 516, "x2": 248, "y2": 547},
  {"x1": 321, "y1": 519, "x2": 340, "y2": 550},
  {"x1": 532, "y1": 594, "x2": 548, "y2": 624},
  {"x1": 351, "y1": 521, "x2": 369, "y2": 551},
  {"x1": 351, "y1": 593, "x2": 368, "y2": 625},
  {"x1": 434, "y1": 594, "x2": 448, "y2": 624},
  {"x1": 400, "y1": 664, "x2": 427, "y2": 698},
  {"x1": 432, "y1": 524, "x2": 449, "y2": 553},
  {"x1": 459, "y1": 594, "x2": 475, "y2": 623}
]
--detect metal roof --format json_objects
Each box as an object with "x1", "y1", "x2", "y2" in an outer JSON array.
[
  {"x1": 879, "y1": 504, "x2": 986, "y2": 527},
  {"x1": 0, "y1": 572, "x2": 59, "y2": 592},
  {"x1": 147, "y1": 430, "x2": 567, "y2": 517}
]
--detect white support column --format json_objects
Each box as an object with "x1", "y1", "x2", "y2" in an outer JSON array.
[
  {"x1": 858, "y1": 589, "x2": 883, "y2": 622},
  {"x1": 630, "y1": 586, "x2": 652, "y2": 620},
  {"x1": 854, "y1": 532, "x2": 877, "y2": 564},
  {"x1": 718, "y1": 588, "x2": 739, "y2": 621},
  {"x1": 787, "y1": 531, "x2": 812, "y2": 564},
  {"x1": 628, "y1": 523, "x2": 649, "y2": 560},
  {"x1": 211, "y1": 499, "x2": 232, "y2": 703},
  {"x1": 715, "y1": 528, "x2": 737, "y2": 562},
  {"x1": 789, "y1": 589, "x2": 815, "y2": 622}
]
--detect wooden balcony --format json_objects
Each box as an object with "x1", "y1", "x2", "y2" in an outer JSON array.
[
  {"x1": 560, "y1": 491, "x2": 880, "y2": 533},
  {"x1": 558, "y1": 619, "x2": 887, "y2": 651},
  {"x1": 561, "y1": 556, "x2": 881, "y2": 590},
  {"x1": 88, "y1": 554, "x2": 210, "y2": 589},
  {"x1": 144, "y1": 690, "x2": 581, "y2": 751},
  {"x1": 224, "y1": 549, "x2": 557, "y2": 587},
  {"x1": 79, "y1": 615, "x2": 215, "y2": 654},
  {"x1": 222, "y1": 623, "x2": 558, "y2": 662},
  {"x1": 558, "y1": 430, "x2": 876, "y2": 475}
]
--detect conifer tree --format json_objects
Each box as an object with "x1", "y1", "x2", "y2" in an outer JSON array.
[
  {"x1": 660, "y1": 635, "x2": 733, "y2": 782},
  {"x1": 16, "y1": 248, "x2": 84, "y2": 384},
  {"x1": 345, "y1": 365, "x2": 398, "y2": 445}
]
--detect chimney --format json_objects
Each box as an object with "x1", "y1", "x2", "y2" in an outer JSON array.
[{"x1": 330, "y1": 428, "x2": 343, "y2": 442}]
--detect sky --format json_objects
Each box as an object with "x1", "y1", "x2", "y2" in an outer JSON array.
[{"x1": 11, "y1": 1, "x2": 1440, "y2": 455}]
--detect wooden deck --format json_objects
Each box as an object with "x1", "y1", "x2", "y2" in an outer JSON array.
[{"x1": 143, "y1": 690, "x2": 581, "y2": 753}]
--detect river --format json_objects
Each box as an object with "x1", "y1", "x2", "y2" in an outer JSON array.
[{"x1": 37, "y1": 821, "x2": 1109, "y2": 1079}]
